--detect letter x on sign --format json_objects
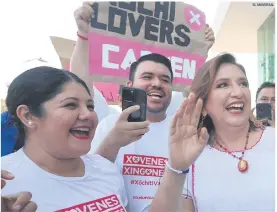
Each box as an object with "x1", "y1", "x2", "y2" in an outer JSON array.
[
  {"x1": 184, "y1": 6, "x2": 206, "y2": 31},
  {"x1": 189, "y1": 11, "x2": 200, "y2": 25}
]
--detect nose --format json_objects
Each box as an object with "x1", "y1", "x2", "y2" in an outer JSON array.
[
  {"x1": 151, "y1": 77, "x2": 162, "y2": 87},
  {"x1": 230, "y1": 84, "x2": 243, "y2": 98},
  {"x1": 78, "y1": 105, "x2": 93, "y2": 120}
]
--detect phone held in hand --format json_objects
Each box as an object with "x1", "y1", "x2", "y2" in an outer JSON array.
[
  {"x1": 256, "y1": 103, "x2": 272, "y2": 120},
  {"x1": 122, "y1": 87, "x2": 147, "y2": 122}
]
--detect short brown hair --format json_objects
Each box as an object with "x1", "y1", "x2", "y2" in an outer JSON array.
[{"x1": 190, "y1": 53, "x2": 256, "y2": 142}]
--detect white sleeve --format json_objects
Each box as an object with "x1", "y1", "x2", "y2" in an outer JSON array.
[{"x1": 89, "y1": 115, "x2": 119, "y2": 154}]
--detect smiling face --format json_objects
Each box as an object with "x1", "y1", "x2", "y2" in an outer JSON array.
[
  {"x1": 204, "y1": 63, "x2": 251, "y2": 128},
  {"x1": 128, "y1": 60, "x2": 172, "y2": 114},
  {"x1": 257, "y1": 87, "x2": 275, "y2": 113},
  {"x1": 33, "y1": 82, "x2": 98, "y2": 158}
]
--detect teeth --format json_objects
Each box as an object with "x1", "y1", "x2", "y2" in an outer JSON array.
[
  {"x1": 228, "y1": 103, "x2": 244, "y2": 108},
  {"x1": 148, "y1": 93, "x2": 162, "y2": 97},
  {"x1": 73, "y1": 128, "x2": 89, "y2": 132}
]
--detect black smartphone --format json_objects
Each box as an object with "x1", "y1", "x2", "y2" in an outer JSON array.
[
  {"x1": 256, "y1": 103, "x2": 272, "y2": 120},
  {"x1": 121, "y1": 87, "x2": 147, "y2": 122}
]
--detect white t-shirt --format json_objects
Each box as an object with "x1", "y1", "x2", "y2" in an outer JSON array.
[
  {"x1": 184, "y1": 127, "x2": 275, "y2": 212},
  {"x1": 90, "y1": 114, "x2": 183, "y2": 212},
  {"x1": 1, "y1": 149, "x2": 128, "y2": 212}
]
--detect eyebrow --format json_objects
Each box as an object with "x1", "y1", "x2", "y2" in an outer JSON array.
[
  {"x1": 60, "y1": 97, "x2": 94, "y2": 104},
  {"x1": 215, "y1": 77, "x2": 248, "y2": 83},
  {"x1": 141, "y1": 72, "x2": 171, "y2": 80}
]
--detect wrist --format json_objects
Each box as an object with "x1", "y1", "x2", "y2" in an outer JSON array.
[
  {"x1": 166, "y1": 161, "x2": 189, "y2": 175},
  {"x1": 104, "y1": 133, "x2": 122, "y2": 150},
  {"x1": 77, "y1": 31, "x2": 88, "y2": 40}
]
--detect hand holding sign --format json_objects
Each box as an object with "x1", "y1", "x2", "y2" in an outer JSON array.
[
  {"x1": 1, "y1": 170, "x2": 37, "y2": 212},
  {"x1": 106, "y1": 106, "x2": 150, "y2": 148},
  {"x1": 205, "y1": 24, "x2": 215, "y2": 50},
  {"x1": 74, "y1": 2, "x2": 94, "y2": 37},
  {"x1": 169, "y1": 93, "x2": 209, "y2": 171}
]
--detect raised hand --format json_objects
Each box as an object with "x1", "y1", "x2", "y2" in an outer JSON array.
[
  {"x1": 169, "y1": 93, "x2": 209, "y2": 171},
  {"x1": 74, "y1": 2, "x2": 94, "y2": 37},
  {"x1": 205, "y1": 24, "x2": 215, "y2": 50},
  {"x1": 1, "y1": 170, "x2": 37, "y2": 212},
  {"x1": 106, "y1": 105, "x2": 150, "y2": 148}
]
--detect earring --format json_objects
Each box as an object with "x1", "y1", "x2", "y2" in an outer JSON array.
[{"x1": 28, "y1": 121, "x2": 32, "y2": 125}]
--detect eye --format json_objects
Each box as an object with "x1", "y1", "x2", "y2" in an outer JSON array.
[
  {"x1": 143, "y1": 76, "x2": 151, "y2": 80},
  {"x1": 240, "y1": 81, "x2": 249, "y2": 87},
  {"x1": 65, "y1": 103, "x2": 77, "y2": 109},
  {"x1": 216, "y1": 83, "x2": 228, "y2": 88},
  {"x1": 87, "y1": 104, "x2": 95, "y2": 111},
  {"x1": 162, "y1": 78, "x2": 170, "y2": 83}
]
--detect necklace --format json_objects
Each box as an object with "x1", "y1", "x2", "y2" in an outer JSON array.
[{"x1": 214, "y1": 127, "x2": 251, "y2": 173}]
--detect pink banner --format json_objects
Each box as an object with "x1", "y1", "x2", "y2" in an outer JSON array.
[
  {"x1": 94, "y1": 81, "x2": 120, "y2": 104},
  {"x1": 89, "y1": 32, "x2": 206, "y2": 86}
]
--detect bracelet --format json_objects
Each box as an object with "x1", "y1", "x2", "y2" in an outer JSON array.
[
  {"x1": 165, "y1": 161, "x2": 189, "y2": 175},
  {"x1": 77, "y1": 32, "x2": 88, "y2": 40}
]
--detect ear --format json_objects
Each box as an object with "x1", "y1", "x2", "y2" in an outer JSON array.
[
  {"x1": 126, "y1": 81, "x2": 133, "y2": 87},
  {"x1": 16, "y1": 105, "x2": 37, "y2": 130}
]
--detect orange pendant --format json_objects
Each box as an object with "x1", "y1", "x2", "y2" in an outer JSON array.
[{"x1": 238, "y1": 160, "x2": 248, "y2": 173}]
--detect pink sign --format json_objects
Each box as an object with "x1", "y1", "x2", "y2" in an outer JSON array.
[
  {"x1": 93, "y1": 81, "x2": 120, "y2": 103},
  {"x1": 89, "y1": 32, "x2": 206, "y2": 86}
]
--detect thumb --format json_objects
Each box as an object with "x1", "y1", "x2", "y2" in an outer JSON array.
[
  {"x1": 119, "y1": 105, "x2": 140, "y2": 121},
  {"x1": 198, "y1": 127, "x2": 209, "y2": 146}
]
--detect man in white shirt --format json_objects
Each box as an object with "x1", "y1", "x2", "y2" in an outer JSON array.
[{"x1": 71, "y1": 2, "x2": 215, "y2": 211}]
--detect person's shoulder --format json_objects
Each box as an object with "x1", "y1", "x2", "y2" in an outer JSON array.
[
  {"x1": 263, "y1": 126, "x2": 275, "y2": 136},
  {"x1": 1, "y1": 111, "x2": 9, "y2": 124},
  {"x1": 1, "y1": 150, "x2": 22, "y2": 170}
]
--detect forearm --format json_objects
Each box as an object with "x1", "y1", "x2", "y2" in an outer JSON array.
[
  {"x1": 70, "y1": 37, "x2": 90, "y2": 89},
  {"x1": 95, "y1": 136, "x2": 121, "y2": 163},
  {"x1": 149, "y1": 168, "x2": 186, "y2": 212}
]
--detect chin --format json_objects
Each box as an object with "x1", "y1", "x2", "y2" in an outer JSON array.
[
  {"x1": 70, "y1": 145, "x2": 91, "y2": 157},
  {"x1": 226, "y1": 118, "x2": 249, "y2": 127}
]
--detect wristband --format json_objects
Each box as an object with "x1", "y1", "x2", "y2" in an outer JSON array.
[
  {"x1": 166, "y1": 161, "x2": 189, "y2": 174},
  {"x1": 77, "y1": 32, "x2": 88, "y2": 40}
]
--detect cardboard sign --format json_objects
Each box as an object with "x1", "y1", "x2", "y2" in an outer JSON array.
[
  {"x1": 93, "y1": 81, "x2": 120, "y2": 104},
  {"x1": 89, "y1": 2, "x2": 208, "y2": 91}
]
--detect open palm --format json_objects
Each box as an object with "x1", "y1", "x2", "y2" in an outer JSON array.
[{"x1": 169, "y1": 93, "x2": 209, "y2": 171}]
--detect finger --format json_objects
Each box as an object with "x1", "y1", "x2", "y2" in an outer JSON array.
[
  {"x1": 198, "y1": 127, "x2": 209, "y2": 146},
  {"x1": 78, "y1": 8, "x2": 92, "y2": 23},
  {"x1": 130, "y1": 127, "x2": 150, "y2": 137},
  {"x1": 176, "y1": 98, "x2": 189, "y2": 127},
  {"x1": 2, "y1": 179, "x2": 6, "y2": 188},
  {"x1": 125, "y1": 121, "x2": 150, "y2": 130},
  {"x1": 119, "y1": 105, "x2": 140, "y2": 121},
  {"x1": 21, "y1": 201, "x2": 38, "y2": 212},
  {"x1": 190, "y1": 98, "x2": 203, "y2": 126},
  {"x1": 83, "y1": 4, "x2": 94, "y2": 19},
  {"x1": 182, "y1": 93, "x2": 196, "y2": 125},
  {"x1": 83, "y1": 1, "x2": 93, "y2": 6},
  {"x1": 170, "y1": 111, "x2": 179, "y2": 135},
  {"x1": 205, "y1": 26, "x2": 211, "y2": 33},
  {"x1": 7, "y1": 192, "x2": 32, "y2": 211},
  {"x1": 1, "y1": 170, "x2": 15, "y2": 179},
  {"x1": 205, "y1": 32, "x2": 214, "y2": 40}
]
